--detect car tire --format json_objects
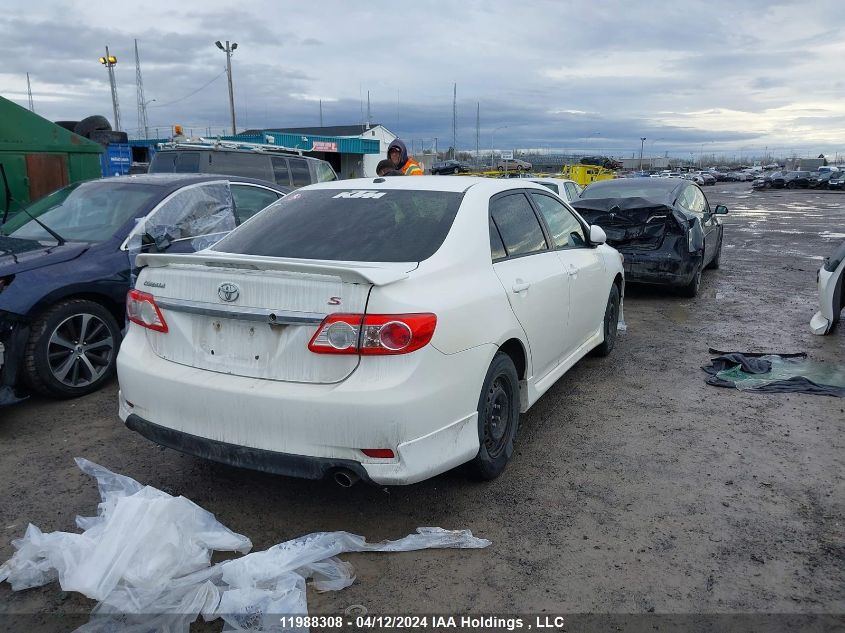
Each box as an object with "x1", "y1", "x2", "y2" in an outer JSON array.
[
  {"x1": 73, "y1": 115, "x2": 112, "y2": 138},
  {"x1": 787, "y1": 181, "x2": 797, "y2": 189},
  {"x1": 678, "y1": 264, "x2": 702, "y2": 298},
  {"x1": 592, "y1": 284, "x2": 620, "y2": 357},
  {"x1": 23, "y1": 300, "x2": 122, "y2": 399},
  {"x1": 497, "y1": 166, "x2": 504, "y2": 172},
  {"x1": 452, "y1": 167, "x2": 459, "y2": 175},
  {"x1": 469, "y1": 352, "x2": 520, "y2": 481},
  {"x1": 54, "y1": 120, "x2": 80, "y2": 132},
  {"x1": 707, "y1": 233, "x2": 723, "y2": 270}
]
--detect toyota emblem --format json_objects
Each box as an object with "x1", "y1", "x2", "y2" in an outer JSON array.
[{"x1": 218, "y1": 282, "x2": 240, "y2": 302}]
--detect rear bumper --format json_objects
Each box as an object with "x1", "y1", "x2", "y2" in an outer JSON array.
[
  {"x1": 619, "y1": 248, "x2": 702, "y2": 287},
  {"x1": 125, "y1": 413, "x2": 374, "y2": 483},
  {"x1": 117, "y1": 328, "x2": 494, "y2": 485}
]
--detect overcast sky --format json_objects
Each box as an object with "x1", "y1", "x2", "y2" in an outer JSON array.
[{"x1": 3, "y1": 0, "x2": 845, "y2": 159}]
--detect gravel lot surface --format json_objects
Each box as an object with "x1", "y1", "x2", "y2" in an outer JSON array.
[{"x1": 1, "y1": 182, "x2": 843, "y2": 631}]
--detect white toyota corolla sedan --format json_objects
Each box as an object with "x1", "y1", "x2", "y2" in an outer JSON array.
[{"x1": 117, "y1": 177, "x2": 624, "y2": 486}]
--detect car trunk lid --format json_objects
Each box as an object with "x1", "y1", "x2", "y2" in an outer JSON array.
[{"x1": 135, "y1": 252, "x2": 414, "y2": 383}]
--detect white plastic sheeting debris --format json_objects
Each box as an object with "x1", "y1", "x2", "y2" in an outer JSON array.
[
  {"x1": 126, "y1": 180, "x2": 236, "y2": 287},
  {"x1": 0, "y1": 458, "x2": 490, "y2": 633}
]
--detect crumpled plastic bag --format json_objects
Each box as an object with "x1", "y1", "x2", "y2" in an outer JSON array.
[{"x1": 0, "y1": 458, "x2": 491, "y2": 633}]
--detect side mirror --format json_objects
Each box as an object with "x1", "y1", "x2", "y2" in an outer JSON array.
[
  {"x1": 714, "y1": 205, "x2": 729, "y2": 215},
  {"x1": 589, "y1": 225, "x2": 607, "y2": 245}
]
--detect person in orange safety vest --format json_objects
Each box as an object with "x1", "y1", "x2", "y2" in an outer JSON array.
[{"x1": 387, "y1": 139, "x2": 423, "y2": 176}]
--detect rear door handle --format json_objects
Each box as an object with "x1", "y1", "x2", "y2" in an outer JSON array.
[{"x1": 512, "y1": 281, "x2": 531, "y2": 293}]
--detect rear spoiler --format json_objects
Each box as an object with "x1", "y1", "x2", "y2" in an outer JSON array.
[{"x1": 135, "y1": 252, "x2": 413, "y2": 286}]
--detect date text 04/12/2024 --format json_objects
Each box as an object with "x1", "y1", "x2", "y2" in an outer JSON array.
[{"x1": 278, "y1": 616, "x2": 568, "y2": 630}]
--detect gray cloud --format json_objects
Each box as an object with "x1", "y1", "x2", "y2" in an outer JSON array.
[{"x1": 2, "y1": 0, "x2": 844, "y2": 158}]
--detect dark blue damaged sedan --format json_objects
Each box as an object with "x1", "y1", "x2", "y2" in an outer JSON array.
[
  {"x1": 572, "y1": 177, "x2": 727, "y2": 297},
  {"x1": 0, "y1": 174, "x2": 287, "y2": 405}
]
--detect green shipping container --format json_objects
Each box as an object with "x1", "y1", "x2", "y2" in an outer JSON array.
[{"x1": 0, "y1": 96, "x2": 104, "y2": 221}]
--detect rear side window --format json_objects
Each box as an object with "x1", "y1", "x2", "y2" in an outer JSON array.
[
  {"x1": 489, "y1": 193, "x2": 548, "y2": 257},
  {"x1": 538, "y1": 182, "x2": 560, "y2": 195},
  {"x1": 207, "y1": 152, "x2": 273, "y2": 182},
  {"x1": 289, "y1": 158, "x2": 312, "y2": 187},
  {"x1": 564, "y1": 182, "x2": 582, "y2": 200},
  {"x1": 213, "y1": 189, "x2": 463, "y2": 262},
  {"x1": 149, "y1": 151, "x2": 200, "y2": 173},
  {"x1": 271, "y1": 157, "x2": 291, "y2": 186},
  {"x1": 231, "y1": 185, "x2": 282, "y2": 223}
]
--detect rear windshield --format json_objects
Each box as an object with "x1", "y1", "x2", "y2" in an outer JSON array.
[
  {"x1": 581, "y1": 180, "x2": 674, "y2": 200},
  {"x1": 213, "y1": 189, "x2": 463, "y2": 262}
]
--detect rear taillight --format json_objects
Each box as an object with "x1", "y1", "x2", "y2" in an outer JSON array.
[
  {"x1": 126, "y1": 289, "x2": 168, "y2": 333},
  {"x1": 308, "y1": 313, "x2": 436, "y2": 355}
]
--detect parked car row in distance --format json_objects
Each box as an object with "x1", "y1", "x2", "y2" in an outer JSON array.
[{"x1": 752, "y1": 169, "x2": 843, "y2": 190}]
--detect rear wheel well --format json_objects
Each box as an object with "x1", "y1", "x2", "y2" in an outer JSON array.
[
  {"x1": 613, "y1": 273, "x2": 623, "y2": 293},
  {"x1": 498, "y1": 338, "x2": 527, "y2": 381}
]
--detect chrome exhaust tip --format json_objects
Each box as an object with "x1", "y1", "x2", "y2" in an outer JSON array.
[{"x1": 333, "y1": 469, "x2": 360, "y2": 488}]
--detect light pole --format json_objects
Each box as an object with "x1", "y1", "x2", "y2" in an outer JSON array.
[
  {"x1": 98, "y1": 47, "x2": 121, "y2": 131},
  {"x1": 491, "y1": 125, "x2": 508, "y2": 168},
  {"x1": 142, "y1": 99, "x2": 155, "y2": 139},
  {"x1": 215, "y1": 40, "x2": 238, "y2": 135},
  {"x1": 639, "y1": 137, "x2": 646, "y2": 172}
]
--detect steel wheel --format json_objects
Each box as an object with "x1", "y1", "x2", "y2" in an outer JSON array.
[
  {"x1": 482, "y1": 376, "x2": 514, "y2": 459},
  {"x1": 593, "y1": 284, "x2": 620, "y2": 357},
  {"x1": 47, "y1": 313, "x2": 115, "y2": 388},
  {"x1": 470, "y1": 352, "x2": 520, "y2": 480}
]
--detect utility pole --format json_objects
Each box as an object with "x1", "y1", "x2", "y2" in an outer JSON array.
[
  {"x1": 134, "y1": 40, "x2": 149, "y2": 140},
  {"x1": 319, "y1": 99, "x2": 323, "y2": 127},
  {"x1": 98, "y1": 47, "x2": 121, "y2": 131},
  {"x1": 26, "y1": 73, "x2": 34, "y2": 112},
  {"x1": 639, "y1": 137, "x2": 646, "y2": 172},
  {"x1": 451, "y1": 83, "x2": 457, "y2": 159},
  {"x1": 476, "y1": 102, "x2": 480, "y2": 166},
  {"x1": 215, "y1": 40, "x2": 238, "y2": 135},
  {"x1": 366, "y1": 90, "x2": 371, "y2": 128}
]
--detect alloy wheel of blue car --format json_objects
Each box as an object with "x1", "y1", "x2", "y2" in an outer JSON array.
[{"x1": 48, "y1": 313, "x2": 116, "y2": 388}]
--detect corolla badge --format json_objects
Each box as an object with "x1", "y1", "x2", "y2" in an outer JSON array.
[{"x1": 218, "y1": 282, "x2": 240, "y2": 302}]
